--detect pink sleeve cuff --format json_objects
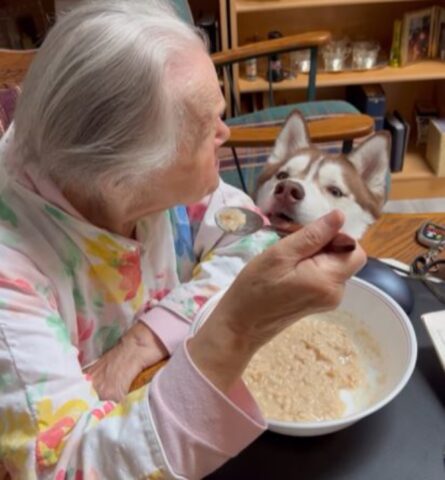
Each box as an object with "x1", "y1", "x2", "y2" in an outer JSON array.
[
  {"x1": 139, "y1": 307, "x2": 191, "y2": 354},
  {"x1": 149, "y1": 338, "x2": 266, "y2": 479}
]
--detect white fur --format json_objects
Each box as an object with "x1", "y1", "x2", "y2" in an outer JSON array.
[
  {"x1": 257, "y1": 162, "x2": 375, "y2": 238},
  {"x1": 285, "y1": 153, "x2": 312, "y2": 175},
  {"x1": 269, "y1": 114, "x2": 310, "y2": 163},
  {"x1": 256, "y1": 112, "x2": 390, "y2": 239},
  {"x1": 348, "y1": 133, "x2": 389, "y2": 198},
  {"x1": 317, "y1": 163, "x2": 350, "y2": 196}
]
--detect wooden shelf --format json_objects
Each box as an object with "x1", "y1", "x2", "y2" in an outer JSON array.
[
  {"x1": 230, "y1": 0, "x2": 445, "y2": 200},
  {"x1": 392, "y1": 147, "x2": 433, "y2": 181},
  {"x1": 239, "y1": 61, "x2": 445, "y2": 93},
  {"x1": 236, "y1": 0, "x2": 428, "y2": 13},
  {"x1": 390, "y1": 146, "x2": 445, "y2": 200}
]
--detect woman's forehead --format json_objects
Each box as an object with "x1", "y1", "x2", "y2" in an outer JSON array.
[{"x1": 193, "y1": 58, "x2": 224, "y2": 115}]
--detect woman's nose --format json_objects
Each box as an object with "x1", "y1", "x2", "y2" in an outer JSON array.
[{"x1": 216, "y1": 118, "x2": 230, "y2": 147}]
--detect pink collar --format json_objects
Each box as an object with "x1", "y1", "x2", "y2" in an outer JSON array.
[{"x1": 17, "y1": 163, "x2": 87, "y2": 221}]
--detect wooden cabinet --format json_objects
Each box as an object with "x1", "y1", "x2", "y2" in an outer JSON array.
[
  {"x1": 227, "y1": 0, "x2": 445, "y2": 200},
  {"x1": 189, "y1": 0, "x2": 230, "y2": 51},
  {"x1": 188, "y1": 0, "x2": 232, "y2": 112}
]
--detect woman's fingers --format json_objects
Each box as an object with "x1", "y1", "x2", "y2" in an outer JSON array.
[
  {"x1": 277, "y1": 210, "x2": 346, "y2": 262},
  {"x1": 312, "y1": 241, "x2": 367, "y2": 282}
]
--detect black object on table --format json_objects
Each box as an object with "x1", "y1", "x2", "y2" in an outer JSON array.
[
  {"x1": 355, "y1": 257, "x2": 415, "y2": 315},
  {"x1": 206, "y1": 278, "x2": 445, "y2": 480}
]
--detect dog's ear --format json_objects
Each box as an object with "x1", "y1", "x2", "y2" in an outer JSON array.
[
  {"x1": 269, "y1": 110, "x2": 310, "y2": 164},
  {"x1": 348, "y1": 132, "x2": 391, "y2": 199}
]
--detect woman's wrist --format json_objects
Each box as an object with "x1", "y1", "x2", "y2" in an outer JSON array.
[
  {"x1": 123, "y1": 322, "x2": 169, "y2": 365},
  {"x1": 187, "y1": 316, "x2": 257, "y2": 394}
]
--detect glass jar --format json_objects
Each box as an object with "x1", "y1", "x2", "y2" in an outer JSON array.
[
  {"x1": 322, "y1": 39, "x2": 351, "y2": 72},
  {"x1": 290, "y1": 49, "x2": 311, "y2": 74},
  {"x1": 352, "y1": 41, "x2": 380, "y2": 70},
  {"x1": 244, "y1": 58, "x2": 257, "y2": 81}
]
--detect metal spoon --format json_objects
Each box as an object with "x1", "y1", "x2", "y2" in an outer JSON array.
[
  {"x1": 215, "y1": 206, "x2": 356, "y2": 253},
  {"x1": 215, "y1": 206, "x2": 267, "y2": 236}
]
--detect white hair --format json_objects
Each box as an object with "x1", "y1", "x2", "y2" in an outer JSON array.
[{"x1": 10, "y1": 0, "x2": 207, "y2": 194}]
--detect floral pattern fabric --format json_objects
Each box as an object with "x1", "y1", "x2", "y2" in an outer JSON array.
[{"x1": 0, "y1": 165, "x2": 277, "y2": 479}]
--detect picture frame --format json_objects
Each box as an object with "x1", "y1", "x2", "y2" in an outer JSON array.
[
  {"x1": 0, "y1": 17, "x2": 12, "y2": 48},
  {"x1": 0, "y1": 16, "x2": 21, "y2": 49},
  {"x1": 433, "y1": 6, "x2": 445, "y2": 60},
  {"x1": 400, "y1": 7, "x2": 435, "y2": 65}
]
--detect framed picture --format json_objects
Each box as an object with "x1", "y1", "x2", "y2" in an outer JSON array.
[
  {"x1": 433, "y1": 7, "x2": 445, "y2": 60},
  {"x1": 400, "y1": 7, "x2": 435, "y2": 65},
  {"x1": 0, "y1": 16, "x2": 21, "y2": 49}
]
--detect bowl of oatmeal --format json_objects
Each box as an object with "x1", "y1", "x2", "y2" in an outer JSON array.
[{"x1": 193, "y1": 277, "x2": 417, "y2": 436}]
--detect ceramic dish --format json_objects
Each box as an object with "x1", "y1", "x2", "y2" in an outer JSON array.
[{"x1": 192, "y1": 277, "x2": 417, "y2": 436}]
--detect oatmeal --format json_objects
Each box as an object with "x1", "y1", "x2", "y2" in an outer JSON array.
[
  {"x1": 243, "y1": 311, "x2": 373, "y2": 422},
  {"x1": 216, "y1": 208, "x2": 246, "y2": 232}
]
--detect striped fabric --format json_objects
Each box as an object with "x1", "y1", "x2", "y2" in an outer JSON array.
[
  {"x1": 220, "y1": 102, "x2": 366, "y2": 196},
  {"x1": 169, "y1": 0, "x2": 194, "y2": 24},
  {"x1": 0, "y1": 86, "x2": 20, "y2": 136},
  {"x1": 226, "y1": 100, "x2": 360, "y2": 126}
]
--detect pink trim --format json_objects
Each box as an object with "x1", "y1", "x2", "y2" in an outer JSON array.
[
  {"x1": 149, "y1": 339, "x2": 266, "y2": 478},
  {"x1": 139, "y1": 307, "x2": 191, "y2": 354}
]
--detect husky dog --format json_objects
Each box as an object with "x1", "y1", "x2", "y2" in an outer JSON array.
[{"x1": 255, "y1": 111, "x2": 390, "y2": 239}]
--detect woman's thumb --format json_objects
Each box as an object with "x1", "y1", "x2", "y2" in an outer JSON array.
[{"x1": 280, "y1": 210, "x2": 345, "y2": 260}]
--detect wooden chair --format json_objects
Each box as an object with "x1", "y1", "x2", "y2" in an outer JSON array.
[
  {"x1": 211, "y1": 35, "x2": 374, "y2": 147},
  {"x1": 0, "y1": 49, "x2": 37, "y2": 135},
  {"x1": 0, "y1": 48, "x2": 36, "y2": 86},
  {"x1": 172, "y1": 0, "x2": 374, "y2": 194}
]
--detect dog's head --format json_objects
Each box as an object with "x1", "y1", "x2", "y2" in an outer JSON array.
[{"x1": 255, "y1": 111, "x2": 390, "y2": 239}]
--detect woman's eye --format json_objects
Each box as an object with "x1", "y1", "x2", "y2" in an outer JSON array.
[
  {"x1": 276, "y1": 171, "x2": 289, "y2": 180},
  {"x1": 327, "y1": 186, "x2": 344, "y2": 198}
]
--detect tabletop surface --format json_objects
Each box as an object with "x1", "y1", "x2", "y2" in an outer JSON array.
[
  {"x1": 207, "y1": 213, "x2": 445, "y2": 480},
  {"x1": 361, "y1": 212, "x2": 445, "y2": 265}
]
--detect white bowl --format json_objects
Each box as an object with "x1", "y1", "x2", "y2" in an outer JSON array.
[{"x1": 193, "y1": 276, "x2": 417, "y2": 436}]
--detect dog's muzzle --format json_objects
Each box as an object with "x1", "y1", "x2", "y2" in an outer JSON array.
[{"x1": 274, "y1": 180, "x2": 305, "y2": 204}]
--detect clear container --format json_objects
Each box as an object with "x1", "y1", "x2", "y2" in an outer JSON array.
[
  {"x1": 244, "y1": 58, "x2": 257, "y2": 81},
  {"x1": 352, "y1": 41, "x2": 380, "y2": 70},
  {"x1": 322, "y1": 39, "x2": 351, "y2": 72},
  {"x1": 290, "y1": 49, "x2": 311, "y2": 74}
]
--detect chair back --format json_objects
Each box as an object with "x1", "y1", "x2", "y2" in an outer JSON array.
[
  {"x1": 0, "y1": 49, "x2": 37, "y2": 87},
  {"x1": 169, "y1": 0, "x2": 194, "y2": 25}
]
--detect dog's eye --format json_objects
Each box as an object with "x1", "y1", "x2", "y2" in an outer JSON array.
[
  {"x1": 276, "y1": 171, "x2": 289, "y2": 180},
  {"x1": 327, "y1": 186, "x2": 344, "y2": 198}
]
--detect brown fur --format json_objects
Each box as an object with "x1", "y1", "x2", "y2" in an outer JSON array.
[{"x1": 256, "y1": 139, "x2": 389, "y2": 220}]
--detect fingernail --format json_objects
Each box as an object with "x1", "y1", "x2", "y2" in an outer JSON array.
[
  {"x1": 326, "y1": 233, "x2": 356, "y2": 253},
  {"x1": 323, "y1": 210, "x2": 343, "y2": 229}
]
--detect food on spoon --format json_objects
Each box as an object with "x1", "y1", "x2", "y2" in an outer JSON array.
[{"x1": 216, "y1": 207, "x2": 247, "y2": 232}]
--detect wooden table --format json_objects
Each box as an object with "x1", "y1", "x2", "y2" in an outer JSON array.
[{"x1": 361, "y1": 212, "x2": 445, "y2": 265}]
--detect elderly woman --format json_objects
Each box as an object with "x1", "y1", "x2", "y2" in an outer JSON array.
[{"x1": 0, "y1": 1, "x2": 365, "y2": 479}]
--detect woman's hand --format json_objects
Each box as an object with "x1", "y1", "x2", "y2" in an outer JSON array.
[
  {"x1": 188, "y1": 210, "x2": 366, "y2": 393},
  {"x1": 84, "y1": 322, "x2": 168, "y2": 401}
]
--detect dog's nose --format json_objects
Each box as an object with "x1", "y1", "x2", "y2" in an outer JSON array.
[{"x1": 274, "y1": 180, "x2": 305, "y2": 203}]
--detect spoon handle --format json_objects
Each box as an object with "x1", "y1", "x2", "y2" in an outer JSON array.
[
  {"x1": 267, "y1": 224, "x2": 356, "y2": 253},
  {"x1": 325, "y1": 233, "x2": 356, "y2": 253}
]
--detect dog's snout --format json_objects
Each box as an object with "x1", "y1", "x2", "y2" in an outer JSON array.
[{"x1": 274, "y1": 180, "x2": 305, "y2": 203}]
